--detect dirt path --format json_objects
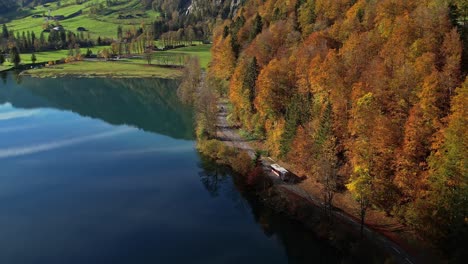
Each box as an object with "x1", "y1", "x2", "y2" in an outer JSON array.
[
  {"x1": 215, "y1": 102, "x2": 417, "y2": 264},
  {"x1": 216, "y1": 102, "x2": 255, "y2": 158}
]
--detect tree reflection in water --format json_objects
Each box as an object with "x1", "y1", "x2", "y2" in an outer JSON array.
[
  {"x1": 198, "y1": 154, "x2": 231, "y2": 197},
  {"x1": 197, "y1": 153, "x2": 395, "y2": 264},
  {"x1": 0, "y1": 71, "x2": 6, "y2": 84},
  {"x1": 0, "y1": 73, "x2": 194, "y2": 139}
]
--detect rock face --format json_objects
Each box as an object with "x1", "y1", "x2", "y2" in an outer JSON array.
[
  {"x1": 185, "y1": 0, "x2": 242, "y2": 19},
  {"x1": 229, "y1": 0, "x2": 242, "y2": 16}
]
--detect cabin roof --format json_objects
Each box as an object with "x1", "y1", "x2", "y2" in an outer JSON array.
[{"x1": 270, "y1": 164, "x2": 288, "y2": 174}]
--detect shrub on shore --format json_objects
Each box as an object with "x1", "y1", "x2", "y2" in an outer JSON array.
[{"x1": 197, "y1": 138, "x2": 253, "y2": 176}]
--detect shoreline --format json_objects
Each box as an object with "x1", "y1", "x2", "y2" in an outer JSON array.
[
  {"x1": 0, "y1": 67, "x2": 13, "y2": 73},
  {"x1": 1, "y1": 44, "x2": 211, "y2": 79},
  {"x1": 19, "y1": 72, "x2": 182, "y2": 79},
  {"x1": 214, "y1": 100, "x2": 424, "y2": 264},
  {"x1": 18, "y1": 61, "x2": 184, "y2": 79}
]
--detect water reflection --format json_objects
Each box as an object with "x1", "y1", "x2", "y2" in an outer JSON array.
[
  {"x1": 0, "y1": 72, "x2": 394, "y2": 263},
  {"x1": 197, "y1": 154, "x2": 394, "y2": 264},
  {"x1": 0, "y1": 71, "x2": 6, "y2": 84},
  {"x1": 198, "y1": 155, "x2": 231, "y2": 197},
  {"x1": 0, "y1": 74, "x2": 194, "y2": 139}
]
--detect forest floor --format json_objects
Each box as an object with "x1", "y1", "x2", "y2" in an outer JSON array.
[{"x1": 215, "y1": 99, "x2": 426, "y2": 264}]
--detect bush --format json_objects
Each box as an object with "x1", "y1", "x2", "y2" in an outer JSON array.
[
  {"x1": 197, "y1": 139, "x2": 223, "y2": 158},
  {"x1": 198, "y1": 139, "x2": 254, "y2": 176},
  {"x1": 230, "y1": 151, "x2": 253, "y2": 175},
  {"x1": 216, "y1": 143, "x2": 237, "y2": 164},
  {"x1": 65, "y1": 56, "x2": 75, "y2": 63}
]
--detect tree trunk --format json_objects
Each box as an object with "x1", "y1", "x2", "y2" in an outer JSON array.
[{"x1": 360, "y1": 206, "x2": 366, "y2": 238}]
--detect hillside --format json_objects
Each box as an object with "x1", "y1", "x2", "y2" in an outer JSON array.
[
  {"x1": 0, "y1": 0, "x2": 220, "y2": 69},
  {"x1": 1, "y1": 0, "x2": 240, "y2": 39},
  {"x1": 209, "y1": 0, "x2": 467, "y2": 260},
  {"x1": 2, "y1": 0, "x2": 160, "y2": 39}
]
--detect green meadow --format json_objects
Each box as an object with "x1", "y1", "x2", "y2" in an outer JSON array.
[
  {"x1": 1, "y1": 46, "x2": 109, "y2": 66},
  {"x1": 6, "y1": 0, "x2": 160, "y2": 39},
  {"x1": 0, "y1": 65, "x2": 13, "y2": 72},
  {"x1": 23, "y1": 46, "x2": 109, "y2": 63},
  {"x1": 2, "y1": 0, "x2": 211, "y2": 77},
  {"x1": 22, "y1": 61, "x2": 183, "y2": 79},
  {"x1": 17, "y1": 44, "x2": 211, "y2": 78},
  {"x1": 164, "y1": 45, "x2": 212, "y2": 69}
]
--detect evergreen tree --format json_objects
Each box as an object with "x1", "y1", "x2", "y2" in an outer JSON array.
[
  {"x1": 27, "y1": 31, "x2": 31, "y2": 50},
  {"x1": 10, "y1": 46, "x2": 21, "y2": 67},
  {"x1": 31, "y1": 53, "x2": 36, "y2": 64},
  {"x1": 280, "y1": 93, "x2": 310, "y2": 155},
  {"x1": 250, "y1": 13, "x2": 263, "y2": 41},
  {"x1": 223, "y1": 26, "x2": 229, "y2": 38},
  {"x1": 60, "y1": 30, "x2": 66, "y2": 45},
  {"x1": 39, "y1": 32, "x2": 45, "y2": 50},
  {"x1": 21, "y1": 31, "x2": 27, "y2": 51},
  {"x1": 117, "y1": 25, "x2": 123, "y2": 40},
  {"x1": 1, "y1": 24, "x2": 8, "y2": 39},
  {"x1": 31, "y1": 32, "x2": 36, "y2": 48},
  {"x1": 244, "y1": 57, "x2": 259, "y2": 112}
]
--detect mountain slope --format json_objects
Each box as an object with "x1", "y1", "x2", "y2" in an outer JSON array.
[{"x1": 209, "y1": 0, "x2": 467, "y2": 259}]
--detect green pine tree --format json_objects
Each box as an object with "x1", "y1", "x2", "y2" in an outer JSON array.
[{"x1": 10, "y1": 46, "x2": 21, "y2": 67}]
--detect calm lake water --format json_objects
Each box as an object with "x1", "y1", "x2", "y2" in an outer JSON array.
[{"x1": 0, "y1": 72, "x2": 390, "y2": 264}]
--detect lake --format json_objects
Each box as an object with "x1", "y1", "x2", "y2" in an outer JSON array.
[{"x1": 0, "y1": 72, "x2": 390, "y2": 264}]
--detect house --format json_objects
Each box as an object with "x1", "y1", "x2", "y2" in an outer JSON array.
[
  {"x1": 270, "y1": 164, "x2": 290, "y2": 181},
  {"x1": 53, "y1": 25, "x2": 64, "y2": 31}
]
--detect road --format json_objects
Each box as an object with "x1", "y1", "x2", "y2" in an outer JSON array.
[
  {"x1": 215, "y1": 102, "x2": 417, "y2": 264},
  {"x1": 216, "y1": 102, "x2": 256, "y2": 158}
]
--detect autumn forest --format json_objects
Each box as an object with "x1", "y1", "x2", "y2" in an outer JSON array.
[{"x1": 209, "y1": 0, "x2": 467, "y2": 259}]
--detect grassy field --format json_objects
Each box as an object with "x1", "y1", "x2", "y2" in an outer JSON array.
[
  {"x1": 8, "y1": 44, "x2": 211, "y2": 78},
  {"x1": 6, "y1": 0, "x2": 159, "y2": 39},
  {"x1": 22, "y1": 61, "x2": 183, "y2": 79},
  {"x1": 1, "y1": 46, "x2": 110, "y2": 66},
  {"x1": 164, "y1": 45, "x2": 212, "y2": 69},
  {"x1": 128, "y1": 44, "x2": 212, "y2": 69},
  {"x1": 0, "y1": 65, "x2": 13, "y2": 72},
  {"x1": 3, "y1": 0, "x2": 212, "y2": 77},
  {"x1": 4, "y1": 43, "x2": 211, "y2": 67}
]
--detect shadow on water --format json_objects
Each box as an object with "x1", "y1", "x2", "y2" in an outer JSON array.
[
  {"x1": 197, "y1": 154, "x2": 396, "y2": 264},
  {"x1": 0, "y1": 72, "x2": 397, "y2": 263},
  {"x1": 0, "y1": 72, "x2": 194, "y2": 139},
  {"x1": 0, "y1": 71, "x2": 7, "y2": 84}
]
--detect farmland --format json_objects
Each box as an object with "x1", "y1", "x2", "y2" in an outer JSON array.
[{"x1": 5, "y1": 0, "x2": 160, "y2": 39}]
